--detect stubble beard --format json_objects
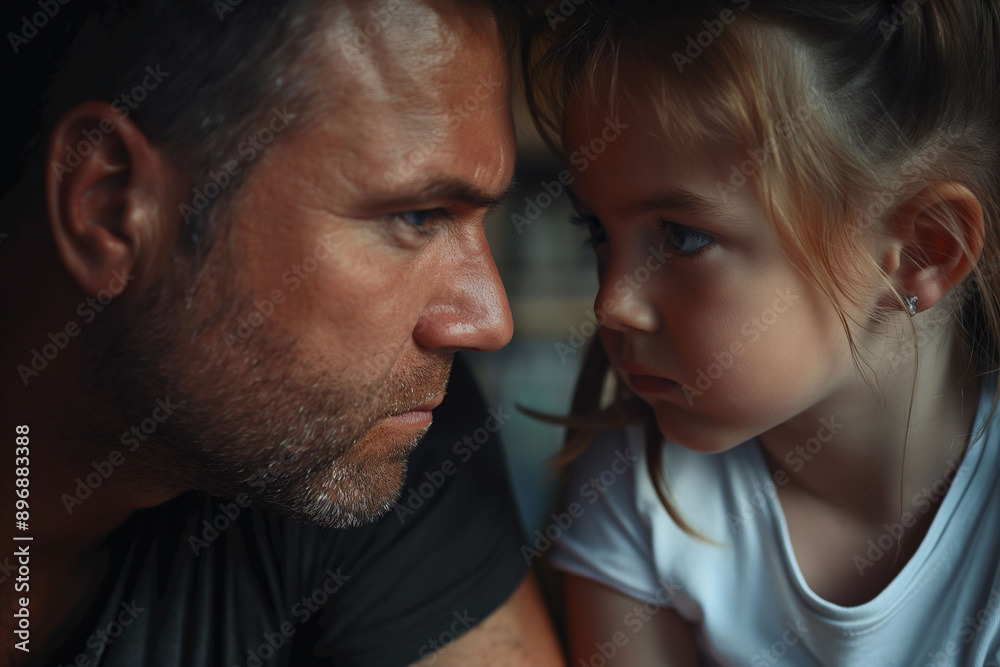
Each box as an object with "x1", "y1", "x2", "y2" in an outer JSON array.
[{"x1": 82, "y1": 250, "x2": 450, "y2": 529}]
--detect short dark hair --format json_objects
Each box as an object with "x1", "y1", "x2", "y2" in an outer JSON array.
[{"x1": 2, "y1": 0, "x2": 524, "y2": 257}]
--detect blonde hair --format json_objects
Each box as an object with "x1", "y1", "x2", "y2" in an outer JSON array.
[{"x1": 525, "y1": 0, "x2": 1000, "y2": 536}]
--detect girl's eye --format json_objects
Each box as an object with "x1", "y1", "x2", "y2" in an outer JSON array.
[
  {"x1": 658, "y1": 220, "x2": 714, "y2": 257},
  {"x1": 571, "y1": 213, "x2": 607, "y2": 247}
]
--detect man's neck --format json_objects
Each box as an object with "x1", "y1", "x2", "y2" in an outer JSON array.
[{"x1": 0, "y1": 358, "x2": 178, "y2": 561}]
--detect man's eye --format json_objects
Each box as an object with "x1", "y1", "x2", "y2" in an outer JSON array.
[
  {"x1": 397, "y1": 209, "x2": 445, "y2": 228},
  {"x1": 658, "y1": 220, "x2": 713, "y2": 257},
  {"x1": 571, "y1": 213, "x2": 607, "y2": 246},
  {"x1": 383, "y1": 208, "x2": 453, "y2": 240}
]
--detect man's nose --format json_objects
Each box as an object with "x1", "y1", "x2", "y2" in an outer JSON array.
[{"x1": 413, "y1": 227, "x2": 513, "y2": 352}]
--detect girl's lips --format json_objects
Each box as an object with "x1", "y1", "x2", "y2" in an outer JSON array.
[{"x1": 629, "y1": 373, "x2": 680, "y2": 394}]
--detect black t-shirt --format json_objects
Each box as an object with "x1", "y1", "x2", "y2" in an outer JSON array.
[{"x1": 44, "y1": 356, "x2": 527, "y2": 667}]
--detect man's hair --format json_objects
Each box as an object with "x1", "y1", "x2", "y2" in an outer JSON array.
[{"x1": 2, "y1": 0, "x2": 523, "y2": 258}]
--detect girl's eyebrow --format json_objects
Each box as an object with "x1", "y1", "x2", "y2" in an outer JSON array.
[
  {"x1": 617, "y1": 188, "x2": 742, "y2": 228},
  {"x1": 567, "y1": 188, "x2": 590, "y2": 211}
]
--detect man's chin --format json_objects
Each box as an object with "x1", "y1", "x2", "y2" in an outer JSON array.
[
  {"x1": 248, "y1": 458, "x2": 410, "y2": 529},
  {"x1": 242, "y1": 427, "x2": 426, "y2": 529}
]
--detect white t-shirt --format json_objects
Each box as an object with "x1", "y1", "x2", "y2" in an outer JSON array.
[{"x1": 550, "y1": 374, "x2": 1000, "y2": 666}]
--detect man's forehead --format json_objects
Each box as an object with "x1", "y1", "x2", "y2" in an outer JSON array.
[
  {"x1": 316, "y1": 0, "x2": 500, "y2": 102},
  {"x1": 292, "y1": 1, "x2": 512, "y2": 198}
]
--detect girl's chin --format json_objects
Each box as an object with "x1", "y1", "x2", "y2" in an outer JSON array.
[{"x1": 653, "y1": 411, "x2": 751, "y2": 455}]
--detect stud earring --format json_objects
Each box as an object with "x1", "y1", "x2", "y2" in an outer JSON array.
[{"x1": 906, "y1": 295, "x2": 918, "y2": 317}]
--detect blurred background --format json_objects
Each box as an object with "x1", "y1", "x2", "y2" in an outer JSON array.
[{"x1": 463, "y1": 77, "x2": 601, "y2": 540}]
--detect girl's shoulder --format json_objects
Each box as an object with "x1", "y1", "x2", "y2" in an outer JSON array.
[
  {"x1": 554, "y1": 426, "x2": 779, "y2": 610},
  {"x1": 567, "y1": 425, "x2": 767, "y2": 541}
]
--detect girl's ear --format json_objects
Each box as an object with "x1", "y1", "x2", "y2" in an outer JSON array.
[
  {"x1": 45, "y1": 101, "x2": 177, "y2": 299},
  {"x1": 882, "y1": 182, "x2": 985, "y2": 315}
]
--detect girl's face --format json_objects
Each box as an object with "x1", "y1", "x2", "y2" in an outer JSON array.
[{"x1": 566, "y1": 98, "x2": 868, "y2": 453}]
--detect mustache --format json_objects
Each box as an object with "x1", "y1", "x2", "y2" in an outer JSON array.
[{"x1": 370, "y1": 354, "x2": 453, "y2": 421}]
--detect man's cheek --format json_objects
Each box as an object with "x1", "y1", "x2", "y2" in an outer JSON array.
[{"x1": 333, "y1": 309, "x2": 415, "y2": 380}]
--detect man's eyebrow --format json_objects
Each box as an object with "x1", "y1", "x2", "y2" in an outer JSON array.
[
  {"x1": 617, "y1": 188, "x2": 741, "y2": 226},
  {"x1": 378, "y1": 176, "x2": 518, "y2": 212}
]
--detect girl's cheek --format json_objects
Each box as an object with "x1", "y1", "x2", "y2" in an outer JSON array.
[{"x1": 598, "y1": 327, "x2": 619, "y2": 359}]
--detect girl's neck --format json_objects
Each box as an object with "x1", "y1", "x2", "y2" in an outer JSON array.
[{"x1": 757, "y1": 323, "x2": 985, "y2": 525}]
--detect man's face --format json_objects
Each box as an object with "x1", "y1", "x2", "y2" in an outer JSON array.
[{"x1": 92, "y1": 0, "x2": 514, "y2": 528}]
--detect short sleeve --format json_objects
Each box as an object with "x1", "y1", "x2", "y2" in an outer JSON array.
[
  {"x1": 547, "y1": 426, "x2": 664, "y2": 605},
  {"x1": 288, "y1": 354, "x2": 528, "y2": 667}
]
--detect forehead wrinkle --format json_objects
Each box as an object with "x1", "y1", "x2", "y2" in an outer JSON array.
[
  {"x1": 318, "y1": 3, "x2": 471, "y2": 138},
  {"x1": 371, "y1": 5, "x2": 459, "y2": 87},
  {"x1": 287, "y1": 1, "x2": 510, "y2": 207}
]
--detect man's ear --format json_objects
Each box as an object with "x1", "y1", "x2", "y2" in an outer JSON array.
[
  {"x1": 45, "y1": 101, "x2": 175, "y2": 298},
  {"x1": 882, "y1": 182, "x2": 985, "y2": 315}
]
